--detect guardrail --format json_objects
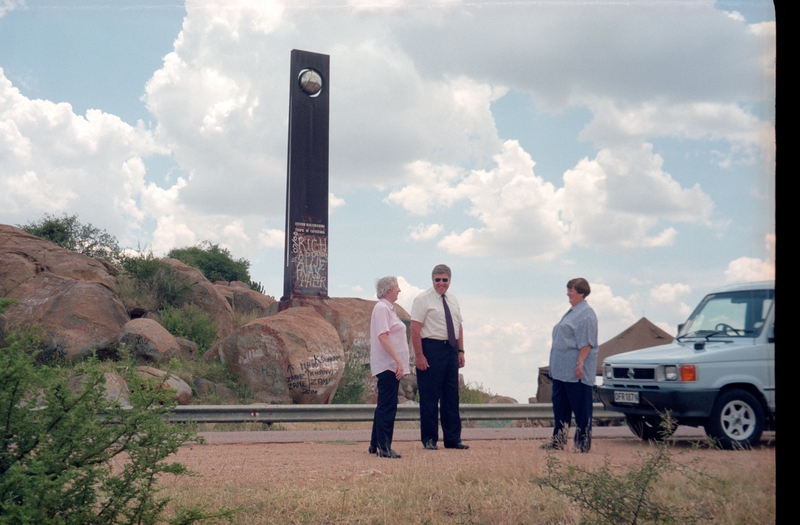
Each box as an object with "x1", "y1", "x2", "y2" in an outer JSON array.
[{"x1": 170, "y1": 403, "x2": 624, "y2": 424}]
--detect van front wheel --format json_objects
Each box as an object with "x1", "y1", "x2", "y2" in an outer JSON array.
[{"x1": 706, "y1": 389, "x2": 764, "y2": 449}]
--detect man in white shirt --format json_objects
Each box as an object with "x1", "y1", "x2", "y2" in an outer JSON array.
[{"x1": 410, "y1": 264, "x2": 469, "y2": 450}]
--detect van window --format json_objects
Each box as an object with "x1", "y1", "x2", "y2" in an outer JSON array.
[{"x1": 678, "y1": 289, "x2": 774, "y2": 338}]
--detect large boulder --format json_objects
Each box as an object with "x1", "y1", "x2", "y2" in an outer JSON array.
[
  {"x1": 193, "y1": 377, "x2": 236, "y2": 403},
  {"x1": 162, "y1": 258, "x2": 235, "y2": 341},
  {"x1": 3, "y1": 274, "x2": 129, "y2": 361},
  {"x1": 136, "y1": 366, "x2": 193, "y2": 405},
  {"x1": 118, "y1": 318, "x2": 182, "y2": 364},
  {"x1": 268, "y1": 297, "x2": 411, "y2": 366},
  {"x1": 213, "y1": 307, "x2": 345, "y2": 404},
  {"x1": 0, "y1": 225, "x2": 128, "y2": 361},
  {"x1": 175, "y1": 337, "x2": 198, "y2": 360},
  {"x1": 0, "y1": 225, "x2": 119, "y2": 297},
  {"x1": 68, "y1": 372, "x2": 131, "y2": 407},
  {"x1": 213, "y1": 281, "x2": 275, "y2": 317}
]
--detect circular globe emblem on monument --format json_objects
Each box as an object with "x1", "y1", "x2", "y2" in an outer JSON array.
[{"x1": 298, "y1": 69, "x2": 323, "y2": 97}]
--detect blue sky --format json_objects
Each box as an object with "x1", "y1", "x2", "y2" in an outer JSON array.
[{"x1": 0, "y1": 0, "x2": 775, "y2": 402}]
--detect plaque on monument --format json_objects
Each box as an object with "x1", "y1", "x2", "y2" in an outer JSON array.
[{"x1": 281, "y1": 49, "x2": 330, "y2": 301}]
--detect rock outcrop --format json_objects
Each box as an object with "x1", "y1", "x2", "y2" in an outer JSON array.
[
  {"x1": 213, "y1": 307, "x2": 345, "y2": 404},
  {"x1": 162, "y1": 258, "x2": 235, "y2": 341},
  {"x1": 0, "y1": 224, "x2": 119, "y2": 296},
  {"x1": 1, "y1": 225, "x2": 128, "y2": 361},
  {"x1": 136, "y1": 366, "x2": 193, "y2": 405},
  {"x1": 175, "y1": 337, "x2": 198, "y2": 360},
  {"x1": 68, "y1": 372, "x2": 131, "y2": 407},
  {"x1": 487, "y1": 395, "x2": 518, "y2": 404},
  {"x1": 213, "y1": 281, "x2": 275, "y2": 317},
  {"x1": 118, "y1": 318, "x2": 182, "y2": 364},
  {"x1": 193, "y1": 377, "x2": 237, "y2": 404},
  {"x1": 268, "y1": 297, "x2": 411, "y2": 365}
]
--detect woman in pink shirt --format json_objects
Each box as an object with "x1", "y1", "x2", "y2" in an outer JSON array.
[{"x1": 369, "y1": 276, "x2": 411, "y2": 458}]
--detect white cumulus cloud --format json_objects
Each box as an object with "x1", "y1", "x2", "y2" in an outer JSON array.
[
  {"x1": 649, "y1": 283, "x2": 692, "y2": 304},
  {"x1": 408, "y1": 223, "x2": 443, "y2": 241},
  {"x1": 0, "y1": 68, "x2": 168, "y2": 244},
  {"x1": 724, "y1": 233, "x2": 775, "y2": 283}
]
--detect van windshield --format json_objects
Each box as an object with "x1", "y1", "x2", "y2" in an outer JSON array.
[{"x1": 677, "y1": 289, "x2": 774, "y2": 338}]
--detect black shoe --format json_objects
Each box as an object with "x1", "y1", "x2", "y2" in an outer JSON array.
[
  {"x1": 423, "y1": 439, "x2": 438, "y2": 450},
  {"x1": 368, "y1": 445, "x2": 377, "y2": 454},
  {"x1": 539, "y1": 441, "x2": 564, "y2": 451},
  {"x1": 445, "y1": 442, "x2": 469, "y2": 450},
  {"x1": 377, "y1": 448, "x2": 401, "y2": 459}
]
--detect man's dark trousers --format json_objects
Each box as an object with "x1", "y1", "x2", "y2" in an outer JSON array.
[
  {"x1": 371, "y1": 370, "x2": 400, "y2": 453},
  {"x1": 551, "y1": 378, "x2": 593, "y2": 451},
  {"x1": 417, "y1": 338, "x2": 462, "y2": 447}
]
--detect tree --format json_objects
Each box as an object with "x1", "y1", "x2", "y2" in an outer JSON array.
[
  {"x1": 168, "y1": 241, "x2": 263, "y2": 292},
  {"x1": 0, "y1": 300, "x2": 230, "y2": 523},
  {"x1": 18, "y1": 213, "x2": 120, "y2": 262}
]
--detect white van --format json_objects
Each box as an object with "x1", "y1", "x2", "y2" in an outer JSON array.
[{"x1": 597, "y1": 281, "x2": 775, "y2": 448}]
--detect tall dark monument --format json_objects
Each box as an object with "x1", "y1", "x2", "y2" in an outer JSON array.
[{"x1": 281, "y1": 49, "x2": 330, "y2": 304}]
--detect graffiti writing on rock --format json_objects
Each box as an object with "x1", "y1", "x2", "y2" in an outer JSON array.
[
  {"x1": 286, "y1": 353, "x2": 342, "y2": 396},
  {"x1": 238, "y1": 347, "x2": 265, "y2": 365}
]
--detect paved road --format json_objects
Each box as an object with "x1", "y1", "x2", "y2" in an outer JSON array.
[{"x1": 199, "y1": 425, "x2": 729, "y2": 445}]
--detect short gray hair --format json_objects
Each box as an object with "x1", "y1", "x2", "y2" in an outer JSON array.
[
  {"x1": 375, "y1": 276, "x2": 398, "y2": 299},
  {"x1": 431, "y1": 264, "x2": 451, "y2": 278}
]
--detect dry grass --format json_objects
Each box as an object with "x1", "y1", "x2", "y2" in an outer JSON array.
[
  {"x1": 159, "y1": 439, "x2": 775, "y2": 524},
  {"x1": 233, "y1": 309, "x2": 261, "y2": 328}
]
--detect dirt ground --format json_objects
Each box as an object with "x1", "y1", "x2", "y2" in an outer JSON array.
[{"x1": 171, "y1": 434, "x2": 776, "y2": 488}]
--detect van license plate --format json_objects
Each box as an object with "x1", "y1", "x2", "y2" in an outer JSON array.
[{"x1": 614, "y1": 391, "x2": 639, "y2": 404}]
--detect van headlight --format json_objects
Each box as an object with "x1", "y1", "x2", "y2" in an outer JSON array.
[
  {"x1": 664, "y1": 365, "x2": 678, "y2": 381},
  {"x1": 604, "y1": 364, "x2": 613, "y2": 379}
]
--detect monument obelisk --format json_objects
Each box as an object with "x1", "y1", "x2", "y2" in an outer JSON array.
[{"x1": 280, "y1": 49, "x2": 330, "y2": 309}]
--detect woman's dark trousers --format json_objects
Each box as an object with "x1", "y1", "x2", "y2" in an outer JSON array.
[{"x1": 370, "y1": 370, "x2": 400, "y2": 453}]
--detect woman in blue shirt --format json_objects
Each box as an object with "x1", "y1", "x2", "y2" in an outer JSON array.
[{"x1": 542, "y1": 277, "x2": 598, "y2": 452}]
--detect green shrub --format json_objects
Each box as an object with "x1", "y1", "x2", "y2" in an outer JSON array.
[
  {"x1": 117, "y1": 252, "x2": 191, "y2": 311},
  {"x1": 168, "y1": 242, "x2": 253, "y2": 286},
  {"x1": 535, "y1": 413, "x2": 719, "y2": 524},
  {"x1": 460, "y1": 381, "x2": 492, "y2": 404},
  {"x1": 160, "y1": 304, "x2": 218, "y2": 356},
  {"x1": 0, "y1": 326, "x2": 231, "y2": 524},
  {"x1": 332, "y1": 354, "x2": 370, "y2": 404},
  {"x1": 18, "y1": 213, "x2": 120, "y2": 262},
  {"x1": 168, "y1": 358, "x2": 257, "y2": 406}
]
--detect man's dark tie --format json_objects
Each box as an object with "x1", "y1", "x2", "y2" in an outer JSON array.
[{"x1": 442, "y1": 294, "x2": 457, "y2": 348}]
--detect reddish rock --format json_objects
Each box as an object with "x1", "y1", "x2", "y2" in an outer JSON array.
[
  {"x1": 175, "y1": 337, "x2": 198, "y2": 360},
  {"x1": 136, "y1": 366, "x2": 193, "y2": 405},
  {"x1": 487, "y1": 395, "x2": 519, "y2": 404},
  {"x1": 68, "y1": 372, "x2": 131, "y2": 407},
  {"x1": 213, "y1": 281, "x2": 276, "y2": 317},
  {"x1": 193, "y1": 377, "x2": 237, "y2": 404},
  {"x1": 162, "y1": 258, "x2": 235, "y2": 341},
  {"x1": 119, "y1": 318, "x2": 181, "y2": 364},
  {"x1": 399, "y1": 374, "x2": 418, "y2": 401},
  {"x1": 213, "y1": 307, "x2": 345, "y2": 404},
  {"x1": 1, "y1": 225, "x2": 128, "y2": 360},
  {"x1": 4, "y1": 274, "x2": 128, "y2": 361},
  {"x1": 0, "y1": 224, "x2": 119, "y2": 297},
  {"x1": 270, "y1": 297, "x2": 410, "y2": 367}
]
